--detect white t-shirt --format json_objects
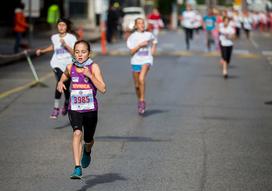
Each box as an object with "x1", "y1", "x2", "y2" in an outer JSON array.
[
  {"x1": 233, "y1": 15, "x2": 242, "y2": 28},
  {"x1": 182, "y1": 10, "x2": 196, "y2": 29},
  {"x1": 50, "y1": 33, "x2": 77, "y2": 71},
  {"x1": 242, "y1": 16, "x2": 253, "y2": 30},
  {"x1": 219, "y1": 24, "x2": 235, "y2": 46},
  {"x1": 193, "y1": 14, "x2": 202, "y2": 28},
  {"x1": 127, "y1": 31, "x2": 157, "y2": 65}
]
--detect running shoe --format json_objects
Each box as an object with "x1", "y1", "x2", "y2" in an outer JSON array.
[
  {"x1": 81, "y1": 145, "x2": 91, "y2": 168},
  {"x1": 50, "y1": 108, "x2": 59, "y2": 119},
  {"x1": 70, "y1": 166, "x2": 82, "y2": 179},
  {"x1": 61, "y1": 104, "x2": 68, "y2": 116},
  {"x1": 223, "y1": 70, "x2": 228, "y2": 79},
  {"x1": 138, "y1": 101, "x2": 146, "y2": 115}
]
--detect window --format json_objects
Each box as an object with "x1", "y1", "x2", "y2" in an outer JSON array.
[{"x1": 69, "y1": 0, "x2": 88, "y2": 18}]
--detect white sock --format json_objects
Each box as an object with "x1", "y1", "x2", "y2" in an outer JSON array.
[{"x1": 54, "y1": 99, "x2": 60, "y2": 108}]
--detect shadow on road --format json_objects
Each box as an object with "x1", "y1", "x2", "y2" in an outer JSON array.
[
  {"x1": 225, "y1": 75, "x2": 239, "y2": 79},
  {"x1": 204, "y1": 74, "x2": 239, "y2": 79},
  {"x1": 77, "y1": 173, "x2": 127, "y2": 191},
  {"x1": 264, "y1": 100, "x2": 272, "y2": 105},
  {"x1": 95, "y1": 136, "x2": 170, "y2": 142},
  {"x1": 54, "y1": 122, "x2": 70, "y2": 129},
  {"x1": 142, "y1": 109, "x2": 168, "y2": 117}
]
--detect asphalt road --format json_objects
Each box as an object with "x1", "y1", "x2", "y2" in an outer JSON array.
[{"x1": 1, "y1": 30, "x2": 272, "y2": 191}]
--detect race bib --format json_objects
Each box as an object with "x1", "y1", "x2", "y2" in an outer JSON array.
[
  {"x1": 56, "y1": 48, "x2": 70, "y2": 59},
  {"x1": 137, "y1": 48, "x2": 148, "y2": 56},
  {"x1": 71, "y1": 89, "x2": 94, "y2": 111}
]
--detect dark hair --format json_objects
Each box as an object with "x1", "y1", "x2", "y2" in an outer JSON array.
[
  {"x1": 17, "y1": 2, "x2": 25, "y2": 9},
  {"x1": 57, "y1": 18, "x2": 72, "y2": 32},
  {"x1": 74, "y1": 40, "x2": 91, "y2": 52},
  {"x1": 223, "y1": 16, "x2": 230, "y2": 22}
]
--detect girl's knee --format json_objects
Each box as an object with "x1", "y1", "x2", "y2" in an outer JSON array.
[
  {"x1": 139, "y1": 77, "x2": 145, "y2": 85},
  {"x1": 73, "y1": 130, "x2": 82, "y2": 136}
]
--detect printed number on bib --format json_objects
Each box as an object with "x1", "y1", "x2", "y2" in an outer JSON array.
[
  {"x1": 137, "y1": 48, "x2": 148, "y2": 56},
  {"x1": 71, "y1": 89, "x2": 94, "y2": 111}
]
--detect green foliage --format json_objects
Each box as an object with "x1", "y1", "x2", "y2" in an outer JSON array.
[
  {"x1": 196, "y1": 0, "x2": 206, "y2": 5},
  {"x1": 158, "y1": 0, "x2": 176, "y2": 15}
]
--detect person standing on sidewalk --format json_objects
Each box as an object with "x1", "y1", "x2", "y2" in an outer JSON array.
[
  {"x1": 57, "y1": 40, "x2": 106, "y2": 179},
  {"x1": 179, "y1": 3, "x2": 196, "y2": 50},
  {"x1": 47, "y1": 4, "x2": 60, "y2": 32},
  {"x1": 13, "y1": 2, "x2": 29, "y2": 53},
  {"x1": 36, "y1": 18, "x2": 77, "y2": 119},
  {"x1": 127, "y1": 18, "x2": 157, "y2": 115},
  {"x1": 219, "y1": 17, "x2": 235, "y2": 78}
]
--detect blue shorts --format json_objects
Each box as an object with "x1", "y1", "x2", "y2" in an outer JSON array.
[{"x1": 131, "y1": 64, "x2": 151, "y2": 72}]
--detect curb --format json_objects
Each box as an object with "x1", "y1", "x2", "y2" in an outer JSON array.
[
  {"x1": 93, "y1": 50, "x2": 260, "y2": 59},
  {"x1": 1, "y1": 49, "x2": 261, "y2": 67}
]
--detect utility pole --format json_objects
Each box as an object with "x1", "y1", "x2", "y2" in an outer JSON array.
[
  {"x1": 242, "y1": 0, "x2": 247, "y2": 11},
  {"x1": 206, "y1": 0, "x2": 217, "y2": 9},
  {"x1": 28, "y1": 0, "x2": 33, "y2": 48}
]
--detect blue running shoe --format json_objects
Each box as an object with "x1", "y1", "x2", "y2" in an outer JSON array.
[
  {"x1": 70, "y1": 166, "x2": 82, "y2": 179},
  {"x1": 81, "y1": 145, "x2": 91, "y2": 168}
]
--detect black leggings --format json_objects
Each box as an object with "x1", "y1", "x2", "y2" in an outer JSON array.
[
  {"x1": 53, "y1": 68, "x2": 70, "y2": 105},
  {"x1": 184, "y1": 27, "x2": 193, "y2": 49},
  {"x1": 220, "y1": 45, "x2": 233, "y2": 64},
  {"x1": 68, "y1": 110, "x2": 98, "y2": 143},
  {"x1": 235, "y1": 27, "x2": 241, "y2": 39}
]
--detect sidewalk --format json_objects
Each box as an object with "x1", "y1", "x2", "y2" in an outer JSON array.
[{"x1": 0, "y1": 27, "x2": 100, "y2": 66}]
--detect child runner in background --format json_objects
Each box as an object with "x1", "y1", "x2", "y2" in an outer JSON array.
[
  {"x1": 36, "y1": 18, "x2": 77, "y2": 119},
  {"x1": 57, "y1": 40, "x2": 106, "y2": 179},
  {"x1": 242, "y1": 10, "x2": 253, "y2": 39},
  {"x1": 219, "y1": 17, "x2": 235, "y2": 78},
  {"x1": 179, "y1": 4, "x2": 196, "y2": 50},
  {"x1": 203, "y1": 8, "x2": 217, "y2": 51},
  {"x1": 127, "y1": 18, "x2": 157, "y2": 115},
  {"x1": 147, "y1": 8, "x2": 164, "y2": 37}
]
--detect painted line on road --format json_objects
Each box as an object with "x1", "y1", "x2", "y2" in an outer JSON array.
[
  {"x1": 262, "y1": 51, "x2": 272, "y2": 56},
  {"x1": 266, "y1": 56, "x2": 272, "y2": 66},
  {"x1": 250, "y1": 38, "x2": 259, "y2": 48},
  {"x1": 0, "y1": 72, "x2": 53, "y2": 100}
]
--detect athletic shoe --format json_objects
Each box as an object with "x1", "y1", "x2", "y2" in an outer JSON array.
[
  {"x1": 61, "y1": 104, "x2": 68, "y2": 116},
  {"x1": 138, "y1": 101, "x2": 146, "y2": 115},
  {"x1": 223, "y1": 70, "x2": 228, "y2": 79},
  {"x1": 81, "y1": 145, "x2": 91, "y2": 168},
  {"x1": 50, "y1": 108, "x2": 59, "y2": 119},
  {"x1": 70, "y1": 166, "x2": 82, "y2": 179}
]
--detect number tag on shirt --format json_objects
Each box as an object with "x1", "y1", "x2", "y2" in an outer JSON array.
[
  {"x1": 137, "y1": 49, "x2": 148, "y2": 56},
  {"x1": 71, "y1": 89, "x2": 94, "y2": 111}
]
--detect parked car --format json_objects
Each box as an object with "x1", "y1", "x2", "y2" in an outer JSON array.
[{"x1": 122, "y1": 7, "x2": 146, "y2": 32}]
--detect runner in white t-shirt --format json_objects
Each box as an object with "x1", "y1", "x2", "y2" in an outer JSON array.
[
  {"x1": 242, "y1": 10, "x2": 253, "y2": 39},
  {"x1": 219, "y1": 17, "x2": 235, "y2": 78},
  {"x1": 179, "y1": 4, "x2": 196, "y2": 50},
  {"x1": 127, "y1": 18, "x2": 157, "y2": 115},
  {"x1": 233, "y1": 10, "x2": 242, "y2": 39},
  {"x1": 36, "y1": 18, "x2": 77, "y2": 119}
]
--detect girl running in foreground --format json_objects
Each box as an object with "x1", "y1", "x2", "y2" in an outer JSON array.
[
  {"x1": 57, "y1": 40, "x2": 106, "y2": 179},
  {"x1": 127, "y1": 18, "x2": 157, "y2": 115}
]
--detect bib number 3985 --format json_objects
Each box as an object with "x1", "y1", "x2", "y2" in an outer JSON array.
[{"x1": 71, "y1": 89, "x2": 94, "y2": 111}]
